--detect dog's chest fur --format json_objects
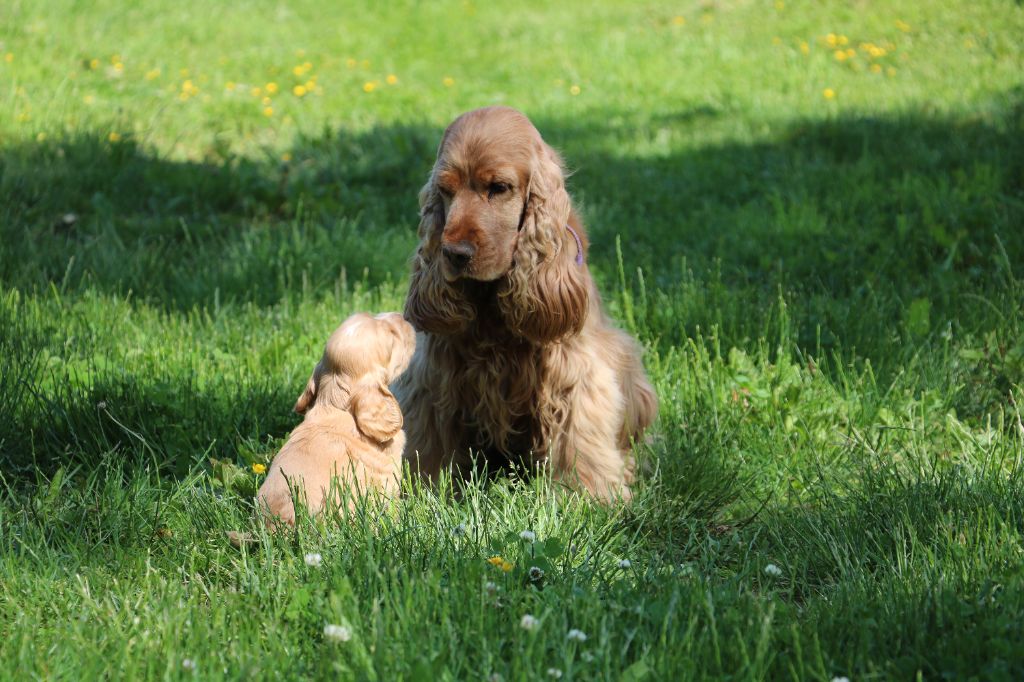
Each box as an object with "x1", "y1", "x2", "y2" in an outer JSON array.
[{"x1": 434, "y1": 324, "x2": 545, "y2": 456}]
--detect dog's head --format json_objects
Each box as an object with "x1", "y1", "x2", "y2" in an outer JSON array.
[
  {"x1": 293, "y1": 312, "x2": 415, "y2": 442},
  {"x1": 405, "y1": 106, "x2": 589, "y2": 343}
]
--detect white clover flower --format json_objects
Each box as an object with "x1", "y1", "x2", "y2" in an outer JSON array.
[
  {"x1": 323, "y1": 623, "x2": 352, "y2": 642},
  {"x1": 519, "y1": 614, "x2": 539, "y2": 631},
  {"x1": 181, "y1": 659, "x2": 197, "y2": 672},
  {"x1": 528, "y1": 566, "x2": 545, "y2": 581},
  {"x1": 617, "y1": 559, "x2": 632, "y2": 569},
  {"x1": 488, "y1": 674, "x2": 504, "y2": 682},
  {"x1": 566, "y1": 628, "x2": 588, "y2": 642},
  {"x1": 304, "y1": 552, "x2": 323, "y2": 567},
  {"x1": 519, "y1": 530, "x2": 536, "y2": 542},
  {"x1": 484, "y1": 580, "x2": 498, "y2": 594},
  {"x1": 830, "y1": 677, "x2": 850, "y2": 682},
  {"x1": 763, "y1": 563, "x2": 783, "y2": 577},
  {"x1": 581, "y1": 651, "x2": 595, "y2": 663},
  {"x1": 547, "y1": 668, "x2": 563, "y2": 678}
]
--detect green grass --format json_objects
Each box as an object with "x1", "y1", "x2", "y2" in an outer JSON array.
[{"x1": 2, "y1": 0, "x2": 1023, "y2": 679}]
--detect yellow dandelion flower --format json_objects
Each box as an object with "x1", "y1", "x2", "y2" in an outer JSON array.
[
  {"x1": 886, "y1": 67, "x2": 896, "y2": 76},
  {"x1": 251, "y1": 86, "x2": 262, "y2": 97},
  {"x1": 263, "y1": 106, "x2": 274, "y2": 117},
  {"x1": 346, "y1": 58, "x2": 357, "y2": 68},
  {"x1": 672, "y1": 15, "x2": 685, "y2": 26},
  {"x1": 305, "y1": 80, "x2": 316, "y2": 90},
  {"x1": 36, "y1": 132, "x2": 46, "y2": 142},
  {"x1": 292, "y1": 65, "x2": 304, "y2": 77},
  {"x1": 302, "y1": 61, "x2": 312, "y2": 71},
  {"x1": 386, "y1": 74, "x2": 398, "y2": 85},
  {"x1": 500, "y1": 560, "x2": 513, "y2": 572},
  {"x1": 837, "y1": 35, "x2": 849, "y2": 46},
  {"x1": 834, "y1": 50, "x2": 847, "y2": 61},
  {"x1": 895, "y1": 20, "x2": 910, "y2": 33},
  {"x1": 293, "y1": 84, "x2": 307, "y2": 97},
  {"x1": 113, "y1": 62, "x2": 124, "y2": 72},
  {"x1": 569, "y1": 84, "x2": 581, "y2": 96},
  {"x1": 16, "y1": 112, "x2": 30, "y2": 123},
  {"x1": 83, "y1": 94, "x2": 96, "y2": 105},
  {"x1": 178, "y1": 92, "x2": 190, "y2": 101},
  {"x1": 774, "y1": 0, "x2": 784, "y2": 9},
  {"x1": 845, "y1": 48, "x2": 856, "y2": 58},
  {"x1": 108, "y1": 132, "x2": 122, "y2": 143},
  {"x1": 262, "y1": 96, "x2": 272, "y2": 106},
  {"x1": 265, "y1": 82, "x2": 278, "y2": 94},
  {"x1": 280, "y1": 153, "x2": 292, "y2": 163},
  {"x1": 89, "y1": 58, "x2": 99, "y2": 69},
  {"x1": 252, "y1": 463, "x2": 266, "y2": 474},
  {"x1": 823, "y1": 88, "x2": 836, "y2": 100},
  {"x1": 442, "y1": 76, "x2": 455, "y2": 87},
  {"x1": 4, "y1": 53, "x2": 13, "y2": 63},
  {"x1": 225, "y1": 81, "x2": 235, "y2": 91},
  {"x1": 363, "y1": 81, "x2": 376, "y2": 92},
  {"x1": 145, "y1": 68, "x2": 161, "y2": 80},
  {"x1": 110, "y1": 54, "x2": 121, "y2": 64},
  {"x1": 799, "y1": 41, "x2": 810, "y2": 55},
  {"x1": 825, "y1": 33, "x2": 837, "y2": 46},
  {"x1": 870, "y1": 47, "x2": 886, "y2": 58},
  {"x1": 870, "y1": 63, "x2": 882, "y2": 73},
  {"x1": 487, "y1": 556, "x2": 505, "y2": 567}
]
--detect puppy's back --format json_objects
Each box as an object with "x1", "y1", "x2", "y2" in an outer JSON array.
[{"x1": 257, "y1": 412, "x2": 401, "y2": 525}]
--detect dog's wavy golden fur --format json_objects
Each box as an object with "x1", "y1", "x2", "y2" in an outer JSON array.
[{"x1": 394, "y1": 106, "x2": 657, "y2": 502}]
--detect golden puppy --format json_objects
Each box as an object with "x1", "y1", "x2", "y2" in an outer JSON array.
[{"x1": 257, "y1": 312, "x2": 415, "y2": 525}]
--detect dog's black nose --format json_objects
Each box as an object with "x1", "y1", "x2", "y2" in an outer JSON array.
[{"x1": 442, "y1": 241, "x2": 475, "y2": 272}]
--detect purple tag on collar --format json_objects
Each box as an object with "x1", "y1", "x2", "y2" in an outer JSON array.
[{"x1": 566, "y1": 224, "x2": 585, "y2": 266}]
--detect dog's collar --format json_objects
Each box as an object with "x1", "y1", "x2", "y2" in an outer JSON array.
[{"x1": 566, "y1": 224, "x2": 584, "y2": 266}]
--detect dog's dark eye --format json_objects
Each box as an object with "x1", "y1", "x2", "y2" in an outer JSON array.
[{"x1": 487, "y1": 182, "x2": 509, "y2": 198}]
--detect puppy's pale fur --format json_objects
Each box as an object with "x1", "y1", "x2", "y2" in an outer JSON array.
[{"x1": 257, "y1": 312, "x2": 415, "y2": 525}]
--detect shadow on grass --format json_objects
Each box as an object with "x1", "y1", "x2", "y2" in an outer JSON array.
[
  {"x1": 1, "y1": 91, "x2": 1021, "y2": 479},
  {"x1": 2, "y1": 93, "x2": 1020, "y2": 316}
]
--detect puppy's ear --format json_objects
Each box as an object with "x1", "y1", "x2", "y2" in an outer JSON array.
[
  {"x1": 293, "y1": 363, "x2": 321, "y2": 414},
  {"x1": 350, "y1": 378, "x2": 403, "y2": 443},
  {"x1": 499, "y1": 143, "x2": 589, "y2": 343}
]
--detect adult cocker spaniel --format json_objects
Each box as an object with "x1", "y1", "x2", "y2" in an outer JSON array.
[{"x1": 394, "y1": 106, "x2": 657, "y2": 502}]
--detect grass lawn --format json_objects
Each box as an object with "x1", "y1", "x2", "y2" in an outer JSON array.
[{"x1": 2, "y1": 0, "x2": 1023, "y2": 678}]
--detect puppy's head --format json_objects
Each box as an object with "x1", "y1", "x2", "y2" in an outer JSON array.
[{"x1": 293, "y1": 312, "x2": 416, "y2": 442}]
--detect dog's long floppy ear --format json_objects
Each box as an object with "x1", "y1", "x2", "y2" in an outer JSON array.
[
  {"x1": 499, "y1": 142, "x2": 589, "y2": 343},
  {"x1": 293, "y1": 362, "x2": 322, "y2": 414},
  {"x1": 350, "y1": 377, "x2": 403, "y2": 443},
  {"x1": 403, "y1": 175, "x2": 476, "y2": 335}
]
